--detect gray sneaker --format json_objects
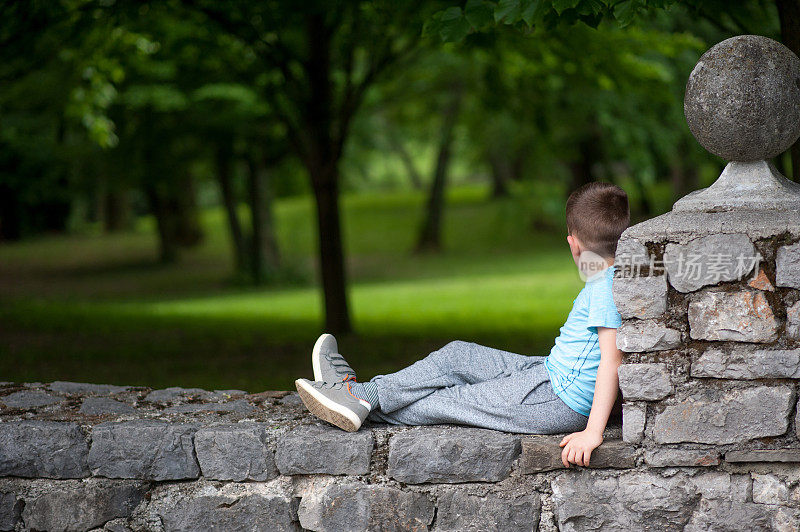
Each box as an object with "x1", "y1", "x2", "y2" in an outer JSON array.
[
  {"x1": 312, "y1": 333, "x2": 356, "y2": 383},
  {"x1": 295, "y1": 378, "x2": 371, "y2": 432}
]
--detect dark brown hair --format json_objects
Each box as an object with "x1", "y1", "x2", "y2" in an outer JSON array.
[{"x1": 566, "y1": 182, "x2": 630, "y2": 259}]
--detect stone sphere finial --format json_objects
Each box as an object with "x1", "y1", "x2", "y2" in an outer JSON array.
[{"x1": 684, "y1": 35, "x2": 800, "y2": 162}]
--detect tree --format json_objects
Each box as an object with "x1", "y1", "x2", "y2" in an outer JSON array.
[
  {"x1": 85, "y1": 2, "x2": 284, "y2": 272},
  {"x1": 0, "y1": 1, "x2": 121, "y2": 240},
  {"x1": 416, "y1": 87, "x2": 463, "y2": 252},
  {"x1": 180, "y1": 1, "x2": 433, "y2": 333},
  {"x1": 431, "y1": 0, "x2": 796, "y2": 183}
]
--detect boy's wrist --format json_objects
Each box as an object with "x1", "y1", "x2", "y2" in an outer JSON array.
[{"x1": 584, "y1": 424, "x2": 605, "y2": 437}]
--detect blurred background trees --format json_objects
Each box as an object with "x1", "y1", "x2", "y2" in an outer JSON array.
[{"x1": 0, "y1": 0, "x2": 794, "y2": 389}]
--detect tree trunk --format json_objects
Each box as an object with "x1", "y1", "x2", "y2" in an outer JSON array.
[
  {"x1": 388, "y1": 134, "x2": 424, "y2": 189},
  {"x1": 144, "y1": 184, "x2": 178, "y2": 263},
  {"x1": 488, "y1": 152, "x2": 511, "y2": 199},
  {"x1": 568, "y1": 133, "x2": 601, "y2": 193},
  {"x1": 215, "y1": 141, "x2": 247, "y2": 274},
  {"x1": 246, "y1": 156, "x2": 280, "y2": 284},
  {"x1": 778, "y1": 0, "x2": 800, "y2": 181},
  {"x1": 415, "y1": 92, "x2": 462, "y2": 253},
  {"x1": 510, "y1": 153, "x2": 525, "y2": 182},
  {"x1": 302, "y1": 12, "x2": 352, "y2": 333},
  {"x1": 173, "y1": 173, "x2": 204, "y2": 247},
  {"x1": 102, "y1": 190, "x2": 132, "y2": 233},
  {"x1": 141, "y1": 108, "x2": 178, "y2": 263},
  {"x1": 311, "y1": 170, "x2": 351, "y2": 333},
  {"x1": 0, "y1": 184, "x2": 22, "y2": 240}
]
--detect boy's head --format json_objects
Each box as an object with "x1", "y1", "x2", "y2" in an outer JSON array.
[{"x1": 565, "y1": 182, "x2": 629, "y2": 262}]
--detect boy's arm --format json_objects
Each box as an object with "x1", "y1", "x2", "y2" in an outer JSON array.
[
  {"x1": 585, "y1": 326, "x2": 623, "y2": 436},
  {"x1": 559, "y1": 326, "x2": 623, "y2": 467}
]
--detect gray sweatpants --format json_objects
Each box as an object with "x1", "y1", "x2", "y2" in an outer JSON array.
[{"x1": 367, "y1": 340, "x2": 589, "y2": 434}]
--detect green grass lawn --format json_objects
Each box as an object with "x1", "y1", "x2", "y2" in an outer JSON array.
[{"x1": 0, "y1": 184, "x2": 584, "y2": 391}]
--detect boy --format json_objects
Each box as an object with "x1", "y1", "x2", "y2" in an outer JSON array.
[{"x1": 295, "y1": 182, "x2": 629, "y2": 468}]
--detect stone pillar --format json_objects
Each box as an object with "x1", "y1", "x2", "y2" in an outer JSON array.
[{"x1": 614, "y1": 35, "x2": 800, "y2": 463}]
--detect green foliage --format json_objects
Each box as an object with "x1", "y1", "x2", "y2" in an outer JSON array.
[
  {"x1": 386, "y1": 13, "x2": 711, "y2": 220},
  {"x1": 424, "y1": 0, "x2": 684, "y2": 41}
]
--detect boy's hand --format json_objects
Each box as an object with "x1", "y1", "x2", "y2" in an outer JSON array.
[{"x1": 559, "y1": 429, "x2": 603, "y2": 467}]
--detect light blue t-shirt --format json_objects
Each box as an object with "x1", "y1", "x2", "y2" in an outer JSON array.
[{"x1": 544, "y1": 265, "x2": 621, "y2": 417}]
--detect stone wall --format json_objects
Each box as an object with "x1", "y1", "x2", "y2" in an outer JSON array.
[
  {"x1": 2, "y1": 380, "x2": 798, "y2": 531},
  {"x1": 614, "y1": 215, "x2": 800, "y2": 453}
]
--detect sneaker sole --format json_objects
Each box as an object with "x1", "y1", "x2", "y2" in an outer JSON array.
[
  {"x1": 295, "y1": 379, "x2": 361, "y2": 432},
  {"x1": 312, "y1": 333, "x2": 335, "y2": 382}
]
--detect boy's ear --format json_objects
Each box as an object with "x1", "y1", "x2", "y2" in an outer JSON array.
[
  {"x1": 567, "y1": 234, "x2": 582, "y2": 252},
  {"x1": 567, "y1": 234, "x2": 583, "y2": 264}
]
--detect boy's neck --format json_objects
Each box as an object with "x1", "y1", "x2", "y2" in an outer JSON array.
[{"x1": 579, "y1": 257, "x2": 615, "y2": 282}]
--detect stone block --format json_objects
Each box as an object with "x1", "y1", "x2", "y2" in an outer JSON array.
[
  {"x1": 692, "y1": 347, "x2": 800, "y2": 379},
  {"x1": 643, "y1": 449, "x2": 719, "y2": 467},
  {"x1": 520, "y1": 436, "x2": 635, "y2": 472},
  {"x1": 584, "y1": 440, "x2": 638, "y2": 469},
  {"x1": 519, "y1": 436, "x2": 565, "y2": 472},
  {"x1": 276, "y1": 424, "x2": 373, "y2": 476},
  {"x1": 626, "y1": 207, "x2": 800, "y2": 242},
  {"x1": 725, "y1": 449, "x2": 800, "y2": 462},
  {"x1": 691, "y1": 471, "x2": 750, "y2": 502},
  {"x1": 195, "y1": 423, "x2": 278, "y2": 481},
  {"x1": 553, "y1": 470, "x2": 759, "y2": 531},
  {"x1": 0, "y1": 492, "x2": 21, "y2": 531},
  {"x1": 552, "y1": 470, "x2": 698, "y2": 531},
  {"x1": 787, "y1": 301, "x2": 800, "y2": 340},
  {"x1": 0, "y1": 390, "x2": 62, "y2": 408},
  {"x1": 664, "y1": 234, "x2": 756, "y2": 292},
  {"x1": 752, "y1": 473, "x2": 798, "y2": 505},
  {"x1": 152, "y1": 485, "x2": 299, "y2": 532},
  {"x1": 49, "y1": 381, "x2": 129, "y2": 395},
  {"x1": 21, "y1": 479, "x2": 147, "y2": 531},
  {"x1": 777, "y1": 242, "x2": 800, "y2": 289},
  {"x1": 143, "y1": 387, "x2": 213, "y2": 403},
  {"x1": 279, "y1": 392, "x2": 303, "y2": 406},
  {"x1": 387, "y1": 427, "x2": 519, "y2": 484},
  {"x1": 688, "y1": 290, "x2": 778, "y2": 342},
  {"x1": 0, "y1": 421, "x2": 89, "y2": 478},
  {"x1": 774, "y1": 507, "x2": 800, "y2": 530},
  {"x1": 435, "y1": 491, "x2": 541, "y2": 532},
  {"x1": 614, "y1": 238, "x2": 650, "y2": 268},
  {"x1": 684, "y1": 499, "x2": 776, "y2": 532},
  {"x1": 101, "y1": 517, "x2": 131, "y2": 532},
  {"x1": 214, "y1": 389, "x2": 248, "y2": 396},
  {"x1": 612, "y1": 275, "x2": 668, "y2": 319},
  {"x1": 520, "y1": 435, "x2": 564, "y2": 475},
  {"x1": 618, "y1": 363, "x2": 672, "y2": 400},
  {"x1": 652, "y1": 385, "x2": 795, "y2": 444},
  {"x1": 797, "y1": 401, "x2": 800, "y2": 439},
  {"x1": 622, "y1": 404, "x2": 646, "y2": 444},
  {"x1": 616, "y1": 319, "x2": 680, "y2": 352},
  {"x1": 164, "y1": 399, "x2": 254, "y2": 414},
  {"x1": 298, "y1": 483, "x2": 434, "y2": 532},
  {"x1": 89, "y1": 420, "x2": 200, "y2": 480},
  {"x1": 80, "y1": 397, "x2": 136, "y2": 415}
]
